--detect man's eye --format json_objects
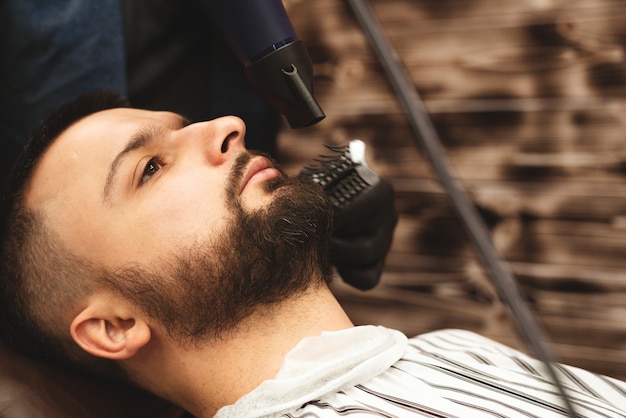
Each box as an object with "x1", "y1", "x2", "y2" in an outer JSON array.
[{"x1": 140, "y1": 157, "x2": 162, "y2": 185}]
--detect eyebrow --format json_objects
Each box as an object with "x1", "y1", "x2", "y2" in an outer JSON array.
[
  {"x1": 102, "y1": 116, "x2": 192, "y2": 204},
  {"x1": 102, "y1": 125, "x2": 162, "y2": 204}
]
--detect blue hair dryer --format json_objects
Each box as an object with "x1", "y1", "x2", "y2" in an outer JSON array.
[{"x1": 201, "y1": 0, "x2": 325, "y2": 128}]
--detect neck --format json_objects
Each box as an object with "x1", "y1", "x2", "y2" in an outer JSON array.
[{"x1": 125, "y1": 283, "x2": 353, "y2": 417}]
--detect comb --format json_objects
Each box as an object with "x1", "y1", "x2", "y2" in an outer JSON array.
[{"x1": 299, "y1": 140, "x2": 381, "y2": 215}]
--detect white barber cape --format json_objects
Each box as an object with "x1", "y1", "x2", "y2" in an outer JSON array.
[{"x1": 216, "y1": 326, "x2": 626, "y2": 418}]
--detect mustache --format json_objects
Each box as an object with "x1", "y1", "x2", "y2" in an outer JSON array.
[
  {"x1": 225, "y1": 150, "x2": 284, "y2": 202},
  {"x1": 230, "y1": 153, "x2": 253, "y2": 188}
]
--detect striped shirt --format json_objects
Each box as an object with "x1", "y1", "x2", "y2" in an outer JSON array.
[{"x1": 216, "y1": 326, "x2": 626, "y2": 418}]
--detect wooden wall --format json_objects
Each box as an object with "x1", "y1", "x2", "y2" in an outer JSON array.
[{"x1": 279, "y1": 0, "x2": 626, "y2": 381}]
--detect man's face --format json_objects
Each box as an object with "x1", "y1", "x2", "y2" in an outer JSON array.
[
  {"x1": 25, "y1": 108, "x2": 332, "y2": 341},
  {"x1": 25, "y1": 108, "x2": 282, "y2": 269}
]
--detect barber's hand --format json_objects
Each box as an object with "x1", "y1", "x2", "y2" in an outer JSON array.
[{"x1": 330, "y1": 176, "x2": 398, "y2": 290}]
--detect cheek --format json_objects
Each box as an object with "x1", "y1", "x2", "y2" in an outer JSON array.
[
  {"x1": 68, "y1": 177, "x2": 232, "y2": 268},
  {"x1": 131, "y1": 179, "x2": 231, "y2": 250}
]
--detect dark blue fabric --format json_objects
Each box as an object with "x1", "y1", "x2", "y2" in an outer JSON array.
[{"x1": 0, "y1": 0, "x2": 127, "y2": 148}]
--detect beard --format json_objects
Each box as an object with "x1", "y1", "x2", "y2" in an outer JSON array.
[{"x1": 104, "y1": 152, "x2": 333, "y2": 344}]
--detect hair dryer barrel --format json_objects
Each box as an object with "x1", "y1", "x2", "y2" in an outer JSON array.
[
  {"x1": 202, "y1": 0, "x2": 297, "y2": 66},
  {"x1": 201, "y1": 0, "x2": 325, "y2": 128}
]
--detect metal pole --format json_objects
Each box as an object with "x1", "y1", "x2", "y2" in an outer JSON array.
[{"x1": 344, "y1": 0, "x2": 578, "y2": 415}]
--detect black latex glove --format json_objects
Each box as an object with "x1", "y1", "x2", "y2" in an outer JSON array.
[
  {"x1": 330, "y1": 174, "x2": 398, "y2": 290},
  {"x1": 299, "y1": 141, "x2": 398, "y2": 290}
]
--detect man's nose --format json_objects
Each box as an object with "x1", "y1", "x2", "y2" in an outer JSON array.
[{"x1": 183, "y1": 116, "x2": 247, "y2": 165}]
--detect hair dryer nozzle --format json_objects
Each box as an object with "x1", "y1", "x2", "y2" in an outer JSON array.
[{"x1": 244, "y1": 41, "x2": 325, "y2": 128}]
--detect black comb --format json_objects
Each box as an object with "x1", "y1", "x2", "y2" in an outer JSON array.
[{"x1": 300, "y1": 140, "x2": 381, "y2": 215}]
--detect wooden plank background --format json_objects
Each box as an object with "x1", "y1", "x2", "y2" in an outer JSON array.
[{"x1": 278, "y1": 0, "x2": 626, "y2": 381}]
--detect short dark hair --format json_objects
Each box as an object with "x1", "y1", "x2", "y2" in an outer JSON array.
[{"x1": 0, "y1": 91, "x2": 130, "y2": 379}]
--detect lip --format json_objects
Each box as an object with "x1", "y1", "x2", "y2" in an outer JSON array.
[{"x1": 239, "y1": 156, "x2": 281, "y2": 194}]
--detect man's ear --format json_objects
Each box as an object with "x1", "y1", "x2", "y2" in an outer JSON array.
[{"x1": 70, "y1": 294, "x2": 151, "y2": 360}]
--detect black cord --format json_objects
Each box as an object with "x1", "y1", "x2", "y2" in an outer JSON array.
[{"x1": 344, "y1": 0, "x2": 578, "y2": 415}]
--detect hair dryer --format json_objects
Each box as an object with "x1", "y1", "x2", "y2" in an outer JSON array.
[{"x1": 201, "y1": 0, "x2": 325, "y2": 128}]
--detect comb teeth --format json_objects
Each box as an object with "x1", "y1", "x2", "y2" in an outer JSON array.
[
  {"x1": 301, "y1": 145, "x2": 354, "y2": 189},
  {"x1": 325, "y1": 170, "x2": 371, "y2": 208},
  {"x1": 301, "y1": 144, "x2": 355, "y2": 189},
  {"x1": 300, "y1": 141, "x2": 375, "y2": 209}
]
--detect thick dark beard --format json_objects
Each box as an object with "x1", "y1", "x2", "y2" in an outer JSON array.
[{"x1": 106, "y1": 152, "x2": 333, "y2": 344}]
